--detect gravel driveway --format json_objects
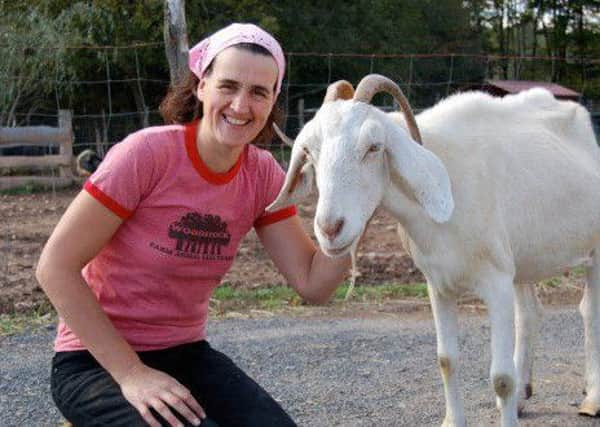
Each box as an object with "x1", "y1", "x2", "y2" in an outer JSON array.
[{"x1": 1, "y1": 305, "x2": 598, "y2": 426}]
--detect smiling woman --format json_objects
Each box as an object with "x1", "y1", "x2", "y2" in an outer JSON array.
[{"x1": 36, "y1": 23, "x2": 351, "y2": 427}]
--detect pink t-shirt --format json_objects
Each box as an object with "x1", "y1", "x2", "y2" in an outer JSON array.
[{"x1": 54, "y1": 121, "x2": 296, "y2": 352}]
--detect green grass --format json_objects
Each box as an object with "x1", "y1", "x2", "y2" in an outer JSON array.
[
  {"x1": 211, "y1": 281, "x2": 428, "y2": 313},
  {"x1": 334, "y1": 282, "x2": 428, "y2": 300},
  {"x1": 0, "y1": 311, "x2": 56, "y2": 336},
  {"x1": 1, "y1": 282, "x2": 428, "y2": 334},
  {"x1": 0, "y1": 183, "x2": 51, "y2": 195}
]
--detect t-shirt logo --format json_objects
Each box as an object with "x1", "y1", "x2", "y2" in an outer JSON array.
[{"x1": 168, "y1": 212, "x2": 231, "y2": 256}]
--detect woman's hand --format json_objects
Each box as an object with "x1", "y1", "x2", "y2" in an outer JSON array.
[{"x1": 118, "y1": 363, "x2": 206, "y2": 427}]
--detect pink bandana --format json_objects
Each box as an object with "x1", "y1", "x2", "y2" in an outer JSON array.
[{"x1": 188, "y1": 23, "x2": 286, "y2": 97}]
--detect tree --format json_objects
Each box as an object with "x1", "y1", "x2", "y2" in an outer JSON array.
[{"x1": 164, "y1": 0, "x2": 189, "y2": 86}]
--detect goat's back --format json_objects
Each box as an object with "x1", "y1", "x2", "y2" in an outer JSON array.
[{"x1": 416, "y1": 89, "x2": 600, "y2": 281}]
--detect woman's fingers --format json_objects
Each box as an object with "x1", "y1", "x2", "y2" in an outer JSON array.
[
  {"x1": 170, "y1": 386, "x2": 207, "y2": 419},
  {"x1": 135, "y1": 403, "x2": 162, "y2": 427},
  {"x1": 149, "y1": 397, "x2": 184, "y2": 427},
  {"x1": 161, "y1": 390, "x2": 203, "y2": 425}
]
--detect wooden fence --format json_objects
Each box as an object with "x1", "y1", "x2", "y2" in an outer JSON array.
[{"x1": 0, "y1": 110, "x2": 74, "y2": 191}]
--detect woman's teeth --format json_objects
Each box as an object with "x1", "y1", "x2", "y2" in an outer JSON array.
[{"x1": 224, "y1": 115, "x2": 249, "y2": 126}]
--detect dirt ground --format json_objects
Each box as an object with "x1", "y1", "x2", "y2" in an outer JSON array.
[{"x1": 0, "y1": 186, "x2": 586, "y2": 315}]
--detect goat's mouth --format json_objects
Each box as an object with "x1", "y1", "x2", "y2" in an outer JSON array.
[{"x1": 323, "y1": 241, "x2": 354, "y2": 257}]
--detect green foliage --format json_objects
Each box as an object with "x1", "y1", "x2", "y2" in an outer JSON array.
[
  {"x1": 211, "y1": 281, "x2": 429, "y2": 314},
  {"x1": 334, "y1": 282, "x2": 428, "y2": 300},
  {"x1": 1, "y1": 0, "x2": 598, "y2": 125}
]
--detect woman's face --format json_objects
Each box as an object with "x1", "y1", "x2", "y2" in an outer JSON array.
[{"x1": 196, "y1": 46, "x2": 278, "y2": 149}]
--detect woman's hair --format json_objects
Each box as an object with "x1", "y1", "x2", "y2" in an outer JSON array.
[{"x1": 159, "y1": 43, "x2": 284, "y2": 147}]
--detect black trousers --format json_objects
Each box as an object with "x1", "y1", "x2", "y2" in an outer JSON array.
[{"x1": 51, "y1": 340, "x2": 297, "y2": 427}]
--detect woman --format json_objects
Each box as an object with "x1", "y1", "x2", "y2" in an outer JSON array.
[{"x1": 37, "y1": 23, "x2": 350, "y2": 427}]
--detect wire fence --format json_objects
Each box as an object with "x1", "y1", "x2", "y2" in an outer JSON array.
[{"x1": 2, "y1": 44, "x2": 600, "y2": 159}]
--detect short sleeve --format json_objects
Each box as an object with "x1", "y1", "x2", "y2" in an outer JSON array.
[
  {"x1": 84, "y1": 131, "x2": 154, "y2": 219},
  {"x1": 253, "y1": 151, "x2": 297, "y2": 228}
]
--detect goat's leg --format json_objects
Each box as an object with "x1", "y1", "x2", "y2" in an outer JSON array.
[
  {"x1": 478, "y1": 278, "x2": 518, "y2": 427},
  {"x1": 513, "y1": 282, "x2": 542, "y2": 415},
  {"x1": 428, "y1": 284, "x2": 464, "y2": 427},
  {"x1": 579, "y1": 248, "x2": 600, "y2": 416}
]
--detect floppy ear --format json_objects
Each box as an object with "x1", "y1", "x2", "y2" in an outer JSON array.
[
  {"x1": 385, "y1": 125, "x2": 454, "y2": 223},
  {"x1": 266, "y1": 143, "x2": 316, "y2": 212}
]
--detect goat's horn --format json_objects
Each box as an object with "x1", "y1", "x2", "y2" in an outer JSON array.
[
  {"x1": 324, "y1": 80, "x2": 355, "y2": 102},
  {"x1": 273, "y1": 123, "x2": 294, "y2": 147},
  {"x1": 354, "y1": 74, "x2": 422, "y2": 145}
]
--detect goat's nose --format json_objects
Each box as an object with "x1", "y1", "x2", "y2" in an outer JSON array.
[{"x1": 318, "y1": 218, "x2": 345, "y2": 241}]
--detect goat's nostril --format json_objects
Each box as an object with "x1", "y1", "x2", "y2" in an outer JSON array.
[
  {"x1": 319, "y1": 218, "x2": 345, "y2": 241},
  {"x1": 334, "y1": 218, "x2": 344, "y2": 236}
]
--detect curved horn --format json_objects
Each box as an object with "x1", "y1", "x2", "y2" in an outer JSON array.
[
  {"x1": 273, "y1": 123, "x2": 294, "y2": 147},
  {"x1": 324, "y1": 80, "x2": 355, "y2": 102},
  {"x1": 354, "y1": 74, "x2": 422, "y2": 145}
]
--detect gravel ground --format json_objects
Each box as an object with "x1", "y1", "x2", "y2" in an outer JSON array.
[{"x1": 1, "y1": 306, "x2": 599, "y2": 427}]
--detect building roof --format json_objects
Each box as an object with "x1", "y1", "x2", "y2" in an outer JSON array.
[{"x1": 485, "y1": 79, "x2": 581, "y2": 98}]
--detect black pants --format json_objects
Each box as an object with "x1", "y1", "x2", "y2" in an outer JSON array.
[{"x1": 51, "y1": 340, "x2": 297, "y2": 427}]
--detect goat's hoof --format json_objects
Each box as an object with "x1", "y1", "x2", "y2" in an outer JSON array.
[{"x1": 579, "y1": 397, "x2": 600, "y2": 417}]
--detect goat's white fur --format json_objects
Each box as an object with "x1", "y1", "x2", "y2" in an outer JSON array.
[{"x1": 268, "y1": 86, "x2": 600, "y2": 426}]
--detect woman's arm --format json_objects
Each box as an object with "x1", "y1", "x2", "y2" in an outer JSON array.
[
  {"x1": 36, "y1": 191, "x2": 204, "y2": 427},
  {"x1": 256, "y1": 215, "x2": 351, "y2": 304}
]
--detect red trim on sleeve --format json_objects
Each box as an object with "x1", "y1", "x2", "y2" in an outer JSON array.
[
  {"x1": 254, "y1": 205, "x2": 297, "y2": 228},
  {"x1": 84, "y1": 181, "x2": 133, "y2": 220},
  {"x1": 185, "y1": 120, "x2": 245, "y2": 185}
]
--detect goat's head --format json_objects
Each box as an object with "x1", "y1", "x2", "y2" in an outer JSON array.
[{"x1": 268, "y1": 74, "x2": 454, "y2": 257}]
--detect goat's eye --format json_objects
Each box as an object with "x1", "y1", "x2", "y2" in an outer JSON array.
[{"x1": 363, "y1": 144, "x2": 382, "y2": 161}]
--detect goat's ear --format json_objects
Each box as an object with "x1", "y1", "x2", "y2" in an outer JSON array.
[
  {"x1": 385, "y1": 127, "x2": 454, "y2": 223},
  {"x1": 266, "y1": 147, "x2": 315, "y2": 212}
]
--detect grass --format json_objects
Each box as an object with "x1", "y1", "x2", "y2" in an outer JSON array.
[
  {"x1": 0, "y1": 183, "x2": 52, "y2": 195},
  {"x1": 210, "y1": 281, "x2": 428, "y2": 314},
  {"x1": 1, "y1": 283, "x2": 428, "y2": 336},
  {"x1": 0, "y1": 311, "x2": 56, "y2": 336}
]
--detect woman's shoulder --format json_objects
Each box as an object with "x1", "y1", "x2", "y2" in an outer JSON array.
[
  {"x1": 127, "y1": 123, "x2": 187, "y2": 145},
  {"x1": 246, "y1": 144, "x2": 280, "y2": 168},
  {"x1": 245, "y1": 145, "x2": 285, "y2": 183}
]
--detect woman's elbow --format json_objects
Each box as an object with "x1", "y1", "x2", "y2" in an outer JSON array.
[{"x1": 35, "y1": 252, "x2": 53, "y2": 291}]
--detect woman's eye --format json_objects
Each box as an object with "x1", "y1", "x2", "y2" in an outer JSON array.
[{"x1": 253, "y1": 89, "x2": 269, "y2": 99}]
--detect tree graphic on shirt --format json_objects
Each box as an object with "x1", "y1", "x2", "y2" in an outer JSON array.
[{"x1": 168, "y1": 212, "x2": 231, "y2": 256}]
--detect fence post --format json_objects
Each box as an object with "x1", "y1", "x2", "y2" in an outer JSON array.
[
  {"x1": 58, "y1": 109, "x2": 73, "y2": 181},
  {"x1": 298, "y1": 98, "x2": 305, "y2": 129}
]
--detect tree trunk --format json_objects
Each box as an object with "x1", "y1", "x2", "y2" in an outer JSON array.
[{"x1": 163, "y1": 0, "x2": 189, "y2": 86}]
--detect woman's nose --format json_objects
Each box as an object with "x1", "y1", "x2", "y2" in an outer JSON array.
[{"x1": 230, "y1": 92, "x2": 250, "y2": 112}]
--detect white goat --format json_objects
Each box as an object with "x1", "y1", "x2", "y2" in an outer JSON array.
[{"x1": 267, "y1": 75, "x2": 600, "y2": 427}]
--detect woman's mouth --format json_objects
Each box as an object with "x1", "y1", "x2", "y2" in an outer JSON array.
[{"x1": 223, "y1": 115, "x2": 250, "y2": 126}]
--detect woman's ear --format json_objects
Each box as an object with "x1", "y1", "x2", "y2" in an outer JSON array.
[
  {"x1": 385, "y1": 125, "x2": 454, "y2": 223},
  {"x1": 196, "y1": 78, "x2": 207, "y2": 101}
]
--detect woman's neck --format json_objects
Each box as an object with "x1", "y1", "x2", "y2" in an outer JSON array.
[{"x1": 196, "y1": 127, "x2": 245, "y2": 174}]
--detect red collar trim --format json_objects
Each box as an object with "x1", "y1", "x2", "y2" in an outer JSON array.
[{"x1": 185, "y1": 120, "x2": 245, "y2": 185}]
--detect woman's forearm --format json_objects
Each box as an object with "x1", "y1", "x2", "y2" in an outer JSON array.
[
  {"x1": 38, "y1": 268, "x2": 142, "y2": 382},
  {"x1": 302, "y1": 249, "x2": 351, "y2": 304}
]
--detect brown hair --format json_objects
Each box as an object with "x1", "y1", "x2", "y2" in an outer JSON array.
[{"x1": 159, "y1": 43, "x2": 284, "y2": 147}]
